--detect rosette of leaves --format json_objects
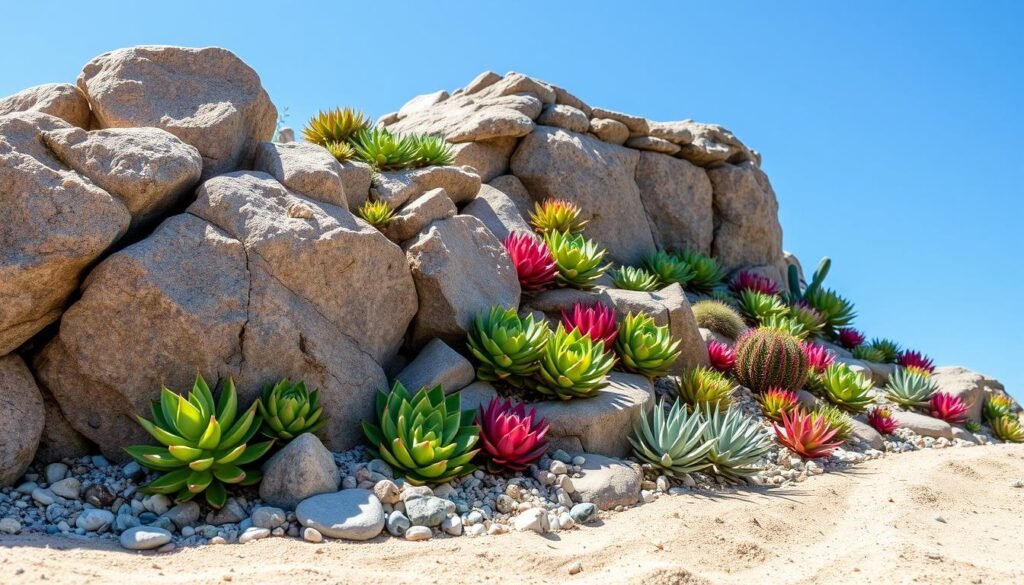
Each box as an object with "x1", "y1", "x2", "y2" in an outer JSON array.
[
  {"x1": 760, "y1": 314, "x2": 809, "y2": 340},
  {"x1": 530, "y1": 324, "x2": 616, "y2": 400},
  {"x1": 867, "y1": 338, "x2": 902, "y2": 364},
  {"x1": 257, "y1": 379, "x2": 326, "y2": 441},
  {"x1": 544, "y1": 230, "x2": 610, "y2": 289},
  {"x1": 820, "y1": 363, "x2": 875, "y2": 413},
  {"x1": 737, "y1": 290, "x2": 788, "y2": 324},
  {"x1": 611, "y1": 266, "x2": 661, "y2": 292},
  {"x1": 788, "y1": 302, "x2": 825, "y2": 339},
  {"x1": 852, "y1": 344, "x2": 887, "y2": 363},
  {"x1": 990, "y1": 415, "x2": 1024, "y2": 443},
  {"x1": 814, "y1": 403, "x2": 854, "y2": 441},
  {"x1": 805, "y1": 287, "x2": 856, "y2": 331},
  {"x1": 324, "y1": 140, "x2": 355, "y2": 162},
  {"x1": 529, "y1": 199, "x2": 587, "y2": 234},
  {"x1": 361, "y1": 382, "x2": 480, "y2": 485},
  {"x1": 629, "y1": 399, "x2": 713, "y2": 478},
  {"x1": 673, "y1": 249, "x2": 725, "y2": 294},
  {"x1": 674, "y1": 367, "x2": 734, "y2": 412},
  {"x1": 356, "y1": 199, "x2": 394, "y2": 228},
  {"x1": 302, "y1": 107, "x2": 371, "y2": 146},
  {"x1": 643, "y1": 250, "x2": 694, "y2": 286},
  {"x1": 615, "y1": 312, "x2": 682, "y2": 377},
  {"x1": 125, "y1": 375, "x2": 273, "y2": 508},
  {"x1": 466, "y1": 306, "x2": 549, "y2": 386},
  {"x1": 884, "y1": 367, "x2": 937, "y2": 409},
  {"x1": 983, "y1": 395, "x2": 1015, "y2": 423},
  {"x1": 702, "y1": 405, "x2": 773, "y2": 481},
  {"x1": 410, "y1": 134, "x2": 455, "y2": 167},
  {"x1": 351, "y1": 127, "x2": 418, "y2": 170}
]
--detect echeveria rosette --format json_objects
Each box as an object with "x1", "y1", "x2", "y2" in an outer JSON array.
[
  {"x1": 736, "y1": 290, "x2": 788, "y2": 325},
  {"x1": 774, "y1": 408, "x2": 843, "y2": 459},
  {"x1": 466, "y1": 306, "x2": 549, "y2": 386},
  {"x1": 361, "y1": 382, "x2": 480, "y2": 485},
  {"x1": 990, "y1": 415, "x2": 1024, "y2": 443},
  {"x1": 643, "y1": 250, "x2": 694, "y2": 286},
  {"x1": 983, "y1": 395, "x2": 1015, "y2": 423},
  {"x1": 611, "y1": 266, "x2": 661, "y2": 292},
  {"x1": 529, "y1": 198, "x2": 587, "y2": 234},
  {"x1": 815, "y1": 403, "x2": 854, "y2": 441},
  {"x1": 820, "y1": 363, "x2": 875, "y2": 414},
  {"x1": 884, "y1": 367, "x2": 937, "y2": 409},
  {"x1": 476, "y1": 397, "x2": 549, "y2": 472},
  {"x1": 544, "y1": 230, "x2": 610, "y2": 289},
  {"x1": 629, "y1": 398, "x2": 713, "y2": 479},
  {"x1": 835, "y1": 327, "x2": 866, "y2": 350},
  {"x1": 788, "y1": 301, "x2": 825, "y2": 339},
  {"x1": 706, "y1": 340, "x2": 736, "y2": 374},
  {"x1": 929, "y1": 392, "x2": 968, "y2": 425},
  {"x1": 503, "y1": 231, "x2": 557, "y2": 292},
  {"x1": 758, "y1": 388, "x2": 800, "y2": 423},
  {"x1": 562, "y1": 301, "x2": 618, "y2": 348},
  {"x1": 615, "y1": 312, "x2": 682, "y2": 378},
  {"x1": 125, "y1": 375, "x2": 274, "y2": 509},
  {"x1": 672, "y1": 249, "x2": 725, "y2": 294},
  {"x1": 529, "y1": 324, "x2": 616, "y2": 400},
  {"x1": 867, "y1": 338, "x2": 902, "y2": 364},
  {"x1": 257, "y1": 379, "x2": 326, "y2": 441},
  {"x1": 897, "y1": 349, "x2": 935, "y2": 374},
  {"x1": 867, "y1": 407, "x2": 898, "y2": 435},
  {"x1": 674, "y1": 367, "x2": 735, "y2": 412}
]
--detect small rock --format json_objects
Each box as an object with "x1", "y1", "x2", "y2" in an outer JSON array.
[
  {"x1": 259, "y1": 433, "x2": 340, "y2": 509},
  {"x1": 373, "y1": 480, "x2": 401, "y2": 505},
  {"x1": 209, "y1": 498, "x2": 247, "y2": 525},
  {"x1": 44, "y1": 463, "x2": 69, "y2": 484},
  {"x1": 144, "y1": 494, "x2": 172, "y2": 515},
  {"x1": 558, "y1": 475, "x2": 575, "y2": 494},
  {"x1": 162, "y1": 502, "x2": 200, "y2": 530},
  {"x1": 568, "y1": 561, "x2": 583, "y2": 575},
  {"x1": 496, "y1": 494, "x2": 516, "y2": 513},
  {"x1": 549, "y1": 461, "x2": 568, "y2": 475},
  {"x1": 935, "y1": 516, "x2": 946, "y2": 523},
  {"x1": 295, "y1": 489, "x2": 385, "y2": 541},
  {"x1": 487, "y1": 523, "x2": 509, "y2": 535},
  {"x1": 1011, "y1": 480, "x2": 1023, "y2": 488},
  {"x1": 367, "y1": 459, "x2": 394, "y2": 479},
  {"x1": 558, "y1": 513, "x2": 575, "y2": 530},
  {"x1": 302, "y1": 527, "x2": 323, "y2": 543},
  {"x1": 31, "y1": 488, "x2": 56, "y2": 506},
  {"x1": 91, "y1": 456, "x2": 111, "y2": 468},
  {"x1": 122, "y1": 461, "x2": 143, "y2": 479},
  {"x1": 441, "y1": 515, "x2": 463, "y2": 536},
  {"x1": 467, "y1": 524, "x2": 486, "y2": 537},
  {"x1": 76, "y1": 509, "x2": 115, "y2": 532},
  {"x1": 571, "y1": 456, "x2": 586, "y2": 466},
  {"x1": 181, "y1": 526, "x2": 195, "y2": 538},
  {"x1": 209, "y1": 536, "x2": 227, "y2": 545},
  {"x1": 84, "y1": 484, "x2": 116, "y2": 507},
  {"x1": 569, "y1": 503, "x2": 597, "y2": 524},
  {"x1": 406, "y1": 496, "x2": 448, "y2": 527},
  {"x1": 386, "y1": 510, "x2": 411, "y2": 537},
  {"x1": 514, "y1": 508, "x2": 550, "y2": 533},
  {"x1": 405, "y1": 526, "x2": 433, "y2": 541},
  {"x1": 252, "y1": 506, "x2": 286, "y2": 530},
  {"x1": 640, "y1": 490, "x2": 656, "y2": 504},
  {"x1": 0, "y1": 518, "x2": 21, "y2": 534},
  {"x1": 238, "y1": 527, "x2": 271, "y2": 544},
  {"x1": 553, "y1": 450, "x2": 572, "y2": 463},
  {"x1": 401, "y1": 485, "x2": 433, "y2": 502}
]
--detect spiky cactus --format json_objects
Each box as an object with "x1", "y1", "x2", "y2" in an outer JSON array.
[
  {"x1": 733, "y1": 328, "x2": 808, "y2": 394},
  {"x1": 692, "y1": 300, "x2": 747, "y2": 340}
]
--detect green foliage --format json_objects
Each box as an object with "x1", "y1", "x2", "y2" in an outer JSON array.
[
  {"x1": 362, "y1": 382, "x2": 480, "y2": 485},
  {"x1": 642, "y1": 250, "x2": 694, "y2": 286},
  {"x1": 629, "y1": 399, "x2": 714, "y2": 478},
  {"x1": 530, "y1": 324, "x2": 616, "y2": 400},
  {"x1": 615, "y1": 312, "x2": 682, "y2": 378},
  {"x1": 737, "y1": 290, "x2": 788, "y2": 324},
  {"x1": 989, "y1": 415, "x2": 1024, "y2": 443},
  {"x1": 733, "y1": 328, "x2": 809, "y2": 393},
  {"x1": 964, "y1": 420, "x2": 981, "y2": 433},
  {"x1": 303, "y1": 107, "x2": 371, "y2": 146},
  {"x1": 351, "y1": 127, "x2": 419, "y2": 170},
  {"x1": 702, "y1": 405, "x2": 773, "y2": 481},
  {"x1": 760, "y1": 314, "x2": 808, "y2": 341},
  {"x1": 788, "y1": 303, "x2": 825, "y2": 339},
  {"x1": 673, "y1": 249, "x2": 725, "y2": 294},
  {"x1": 805, "y1": 287, "x2": 856, "y2": 330},
  {"x1": 787, "y1": 256, "x2": 831, "y2": 302},
  {"x1": 884, "y1": 367, "x2": 937, "y2": 409},
  {"x1": 983, "y1": 395, "x2": 1015, "y2": 423},
  {"x1": 125, "y1": 375, "x2": 273, "y2": 508},
  {"x1": 410, "y1": 134, "x2": 455, "y2": 166},
  {"x1": 466, "y1": 306, "x2": 549, "y2": 386},
  {"x1": 692, "y1": 300, "x2": 748, "y2": 340},
  {"x1": 356, "y1": 199, "x2": 394, "y2": 227},
  {"x1": 674, "y1": 367, "x2": 735, "y2": 412},
  {"x1": 866, "y1": 338, "x2": 901, "y2": 364},
  {"x1": 324, "y1": 140, "x2": 355, "y2": 162},
  {"x1": 852, "y1": 344, "x2": 886, "y2": 363},
  {"x1": 819, "y1": 363, "x2": 875, "y2": 413},
  {"x1": 529, "y1": 199, "x2": 587, "y2": 234},
  {"x1": 611, "y1": 266, "x2": 661, "y2": 292},
  {"x1": 257, "y1": 379, "x2": 326, "y2": 441},
  {"x1": 543, "y1": 231, "x2": 609, "y2": 289},
  {"x1": 814, "y1": 403, "x2": 854, "y2": 441}
]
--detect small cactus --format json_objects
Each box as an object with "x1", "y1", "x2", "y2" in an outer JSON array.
[{"x1": 733, "y1": 328, "x2": 808, "y2": 394}]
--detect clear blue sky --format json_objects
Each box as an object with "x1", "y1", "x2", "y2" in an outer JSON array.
[{"x1": 2, "y1": 1, "x2": 1021, "y2": 398}]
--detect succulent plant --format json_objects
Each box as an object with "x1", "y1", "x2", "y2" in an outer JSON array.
[
  {"x1": 867, "y1": 406, "x2": 898, "y2": 435},
  {"x1": 819, "y1": 363, "x2": 875, "y2": 414},
  {"x1": 629, "y1": 398, "x2": 713, "y2": 478},
  {"x1": 805, "y1": 287, "x2": 856, "y2": 331},
  {"x1": 736, "y1": 290, "x2": 788, "y2": 324},
  {"x1": 257, "y1": 379, "x2": 326, "y2": 441},
  {"x1": 530, "y1": 324, "x2": 616, "y2": 400},
  {"x1": 503, "y1": 232, "x2": 558, "y2": 292},
  {"x1": 815, "y1": 404, "x2": 854, "y2": 441},
  {"x1": 529, "y1": 199, "x2": 587, "y2": 234},
  {"x1": 897, "y1": 350, "x2": 935, "y2": 374},
  {"x1": 884, "y1": 367, "x2": 937, "y2": 409},
  {"x1": 543, "y1": 230, "x2": 609, "y2": 289},
  {"x1": 867, "y1": 338, "x2": 901, "y2": 364},
  {"x1": 467, "y1": 306, "x2": 549, "y2": 386},
  {"x1": 989, "y1": 415, "x2": 1024, "y2": 443},
  {"x1": 673, "y1": 250, "x2": 725, "y2": 294},
  {"x1": 126, "y1": 375, "x2": 273, "y2": 508},
  {"x1": 706, "y1": 340, "x2": 736, "y2": 374},
  {"x1": 674, "y1": 367, "x2": 735, "y2": 412},
  {"x1": 356, "y1": 199, "x2": 395, "y2": 227},
  {"x1": 760, "y1": 314, "x2": 808, "y2": 340},
  {"x1": 801, "y1": 342, "x2": 835, "y2": 373},
  {"x1": 730, "y1": 271, "x2": 781, "y2": 296},
  {"x1": 475, "y1": 397, "x2": 549, "y2": 472},
  {"x1": 610, "y1": 266, "x2": 661, "y2": 292},
  {"x1": 616, "y1": 312, "x2": 681, "y2": 378},
  {"x1": 351, "y1": 127, "x2": 418, "y2": 170},
  {"x1": 758, "y1": 388, "x2": 800, "y2": 423},
  {"x1": 702, "y1": 405, "x2": 773, "y2": 481},
  {"x1": 643, "y1": 250, "x2": 695, "y2": 286},
  {"x1": 929, "y1": 392, "x2": 968, "y2": 425},
  {"x1": 733, "y1": 328, "x2": 808, "y2": 394},
  {"x1": 852, "y1": 344, "x2": 887, "y2": 363},
  {"x1": 787, "y1": 302, "x2": 825, "y2": 339},
  {"x1": 964, "y1": 420, "x2": 981, "y2": 433},
  {"x1": 410, "y1": 134, "x2": 455, "y2": 167},
  {"x1": 774, "y1": 408, "x2": 843, "y2": 459},
  {"x1": 302, "y1": 107, "x2": 371, "y2": 146},
  {"x1": 692, "y1": 300, "x2": 748, "y2": 340},
  {"x1": 835, "y1": 327, "x2": 866, "y2": 350},
  {"x1": 562, "y1": 301, "x2": 618, "y2": 348},
  {"x1": 324, "y1": 140, "x2": 355, "y2": 162},
  {"x1": 362, "y1": 382, "x2": 480, "y2": 485},
  {"x1": 983, "y1": 394, "x2": 1016, "y2": 423},
  {"x1": 786, "y1": 256, "x2": 831, "y2": 303}
]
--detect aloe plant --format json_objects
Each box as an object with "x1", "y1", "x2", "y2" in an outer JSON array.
[
  {"x1": 257, "y1": 379, "x2": 326, "y2": 441},
  {"x1": 351, "y1": 127, "x2": 418, "y2": 170},
  {"x1": 643, "y1": 250, "x2": 694, "y2": 286},
  {"x1": 884, "y1": 367, "x2": 937, "y2": 409},
  {"x1": 629, "y1": 399, "x2": 713, "y2": 478},
  {"x1": 611, "y1": 266, "x2": 661, "y2": 292},
  {"x1": 702, "y1": 405, "x2": 773, "y2": 481},
  {"x1": 805, "y1": 287, "x2": 856, "y2": 331},
  {"x1": 737, "y1": 290, "x2": 787, "y2": 324},
  {"x1": 356, "y1": 199, "x2": 394, "y2": 227},
  {"x1": 674, "y1": 367, "x2": 734, "y2": 412},
  {"x1": 303, "y1": 107, "x2": 371, "y2": 146},
  {"x1": 820, "y1": 363, "x2": 875, "y2": 414},
  {"x1": 410, "y1": 134, "x2": 454, "y2": 167},
  {"x1": 673, "y1": 249, "x2": 725, "y2": 294}
]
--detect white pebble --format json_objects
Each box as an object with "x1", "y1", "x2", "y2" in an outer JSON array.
[{"x1": 405, "y1": 526, "x2": 432, "y2": 541}]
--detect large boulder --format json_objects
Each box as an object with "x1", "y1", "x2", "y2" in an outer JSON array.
[
  {"x1": 510, "y1": 126, "x2": 656, "y2": 264},
  {"x1": 462, "y1": 183, "x2": 531, "y2": 241},
  {"x1": 35, "y1": 172, "x2": 417, "y2": 458},
  {"x1": 0, "y1": 83, "x2": 91, "y2": 128},
  {"x1": 0, "y1": 354, "x2": 45, "y2": 487},
  {"x1": 706, "y1": 161, "x2": 785, "y2": 277},
  {"x1": 931, "y1": 367, "x2": 1008, "y2": 424},
  {"x1": 253, "y1": 141, "x2": 347, "y2": 209},
  {"x1": 32, "y1": 386, "x2": 94, "y2": 465},
  {"x1": 450, "y1": 137, "x2": 517, "y2": 182},
  {"x1": 78, "y1": 46, "x2": 277, "y2": 179},
  {"x1": 370, "y1": 165, "x2": 481, "y2": 210},
  {"x1": 0, "y1": 112, "x2": 130, "y2": 355},
  {"x1": 675, "y1": 122, "x2": 757, "y2": 167},
  {"x1": 386, "y1": 93, "x2": 538, "y2": 143},
  {"x1": 635, "y1": 151, "x2": 713, "y2": 254},
  {"x1": 405, "y1": 215, "x2": 520, "y2": 348}
]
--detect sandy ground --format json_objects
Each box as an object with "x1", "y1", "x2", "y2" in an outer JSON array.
[{"x1": 2, "y1": 445, "x2": 1023, "y2": 585}]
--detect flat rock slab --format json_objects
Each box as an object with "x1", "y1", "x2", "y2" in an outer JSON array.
[
  {"x1": 891, "y1": 411, "x2": 954, "y2": 439},
  {"x1": 296, "y1": 489, "x2": 385, "y2": 541},
  {"x1": 371, "y1": 165, "x2": 481, "y2": 210},
  {"x1": 569, "y1": 452, "x2": 642, "y2": 510}
]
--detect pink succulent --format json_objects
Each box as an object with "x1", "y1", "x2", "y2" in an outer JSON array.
[
  {"x1": 801, "y1": 342, "x2": 835, "y2": 373},
  {"x1": 562, "y1": 301, "x2": 618, "y2": 348},
  {"x1": 835, "y1": 327, "x2": 866, "y2": 350},
  {"x1": 867, "y1": 407, "x2": 898, "y2": 434},
  {"x1": 729, "y1": 271, "x2": 781, "y2": 296},
  {"x1": 707, "y1": 340, "x2": 736, "y2": 373},
  {"x1": 476, "y1": 397, "x2": 550, "y2": 472},
  {"x1": 898, "y1": 350, "x2": 935, "y2": 374},
  {"x1": 930, "y1": 392, "x2": 968, "y2": 425},
  {"x1": 503, "y1": 231, "x2": 557, "y2": 292}
]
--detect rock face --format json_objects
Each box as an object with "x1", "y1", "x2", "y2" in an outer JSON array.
[
  {"x1": 35, "y1": 172, "x2": 417, "y2": 458},
  {"x1": 0, "y1": 83, "x2": 90, "y2": 128},
  {"x1": 253, "y1": 141, "x2": 347, "y2": 209},
  {"x1": 931, "y1": 366, "x2": 1008, "y2": 424},
  {"x1": 635, "y1": 151, "x2": 713, "y2": 253},
  {"x1": 706, "y1": 161, "x2": 785, "y2": 279},
  {"x1": 78, "y1": 46, "x2": 276, "y2": 179},
  {"x1": 395, "y1": 338, "x2": 475, "y2": 394},
  {"x1": 462, "y1": 183, "x2": 532, "y2": 242},
  {"x1": 0, "y1": 355, "x2": 45, "y2": 487}
]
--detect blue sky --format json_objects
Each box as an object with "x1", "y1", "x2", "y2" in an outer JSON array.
[{"x1": 2, "y1": 1, "x2": 1021, "y2": 398}]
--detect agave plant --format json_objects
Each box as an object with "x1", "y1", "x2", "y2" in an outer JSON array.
[
  {"x1": 544, "y1": 230, "x2": 609, "y2": 289},
  {"x1": 529, "y1": 199, "x2": 587, "y2": 234},
  {"x1": 707, "y1": 340, "x2": 736, "y2": 373},
  {"x1": 758, "y1": 388, "x2": 800, "y2": 423},
  {"x1": 303, "y1": 107, "x2": 371, "y2": 146},
  {"x1": 867, "y1": 338, "x2": 901, "y2": 364},
  {"x1": 466, "y1": 306, "x2": 549, "y2": 386},
  {"x1": 702, "y1": 406, "x2": 773, "y2": 481},
  {"x1": 929, "y1": 392, "x2": 968, "y2": 425},
  {"x1": 562, "y1": 301, "x2": 618, "y2": 348},
  {"x1": 760, "y1": 314, "x2": 808, "y2": 340},
  {"x1": 630, "y1": 399, "x2": 713, "y2": 478},
  {"x1": 884, "y1": 367, "x2": 937, "y2": 409},
  {"x1": 642, "y1": 250, "x2": 694, "y2": 286},
  {"x1": 733, "y1": 328, "x2": 808, "y2": 394},
  {"x1": 611, "y1": 266, "x2": 661, "y2": 292},
  {"x1": 897, "y1": 350, "x2": 935, "y2": 374},
  {"x1": 356, "y1": 199, "x2": 394, "y2": 227},
  {"x1": 835, "y1": 327, "x2": 866, "y2": 350},
  {"x1": 788, "y1": 302, "x2": 825, "y2": 339},
  {"x1": 351, "y1": 127, "x2": 418, "y2": 170},
  {"x1": 990, "y1": 415, "x2": 1024, "y2": 443},
  {"x1": 257, "y1": 379, "x2": 326, "y2": 441},
  {"x1": 774, "y1": 409, "x2": 843, "y2": 459},
  {"x1": 362, "y1": 382, "x2": 480, "y2": 485},
  {"x1": 125, "y1": 375, "x2": 273, "y2": 508},
  {"x1": 852, "y1": 344, "x2": 887, "y2": 363},
  {"x1": 503, "y1": 232, "x2": 557, "y2": 292},
  {"x1": 410, "y1": 134, "x2": 455, "y2": 167},
  {"x1": 674, "y1": 367, "x2": 734, "y2": 412},
  {"x1": 867, "y1": 406, "x2": 898, "y2": 435},
  {"x1": 475, "y1": 397, "x2": 549, "y2": 472},
  {"x1": 730, "y1": 271, "x2": 781, "y2": 296},
  {"x1": 805, "y1": 287, "x2": 856, "y2": 331},
  {"x1": 673, "y1": 250, "x2": 725, "y2": 294},
  {"x1": 324, "y1": 140, "x2": 355, "y2": 162},
  {"x1": 815, "y1": 404, "x2": 854, "y2": 441},
  {"x1": 692, "y1": 300, "x2": 748, "y2": 340},
  {"x1": 736, "y1": 290, "x2": 788, "y2": 324},
  {"x1": 530, "y1": 324, "x2": 616, "y2": 400},
  {"x1": 616, "y1": 312, "x2": 682, "y2": 377},
  {"x1": 983, "y1": 394, "x2": 1016, "y2": 423},
  {"x1": 820, "y1": 363, "x2": 875, "y2": 414}
]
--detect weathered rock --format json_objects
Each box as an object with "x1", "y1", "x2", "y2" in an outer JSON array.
[
  {"x1": 395, "y1": 338, "x2": 475, "y2": 394},
  {"x1": 161, "y1": 502, "x2": 200, "y2": 530},
  {"x1": 635, "y1": 151, "x2": 713, "y2": 254},
  {"x1": 398, "y1": 90, "x2": 449, "y2": 118},
  {"x1": 890, "y1": 411, "x2": 954, "y2": 439},
  {"x1": 706, "y1": 161, "x2": 785, "y2": 275},
  {"x1": 295, "y1": 489, "x2": 385, "y2": 541},
  {"x1": 463, "y1": 71, "x2": 503, "y2": 95},
  {"x1": 405, "y1": 496, "x2": 448, "y2": 527},
  {"x1": 259, "y1": 433, "x2": 340, "y2": 509},
  {"x1": 386, "y1": 93, "x2": 536, "y2": 143},
  {"x1": 462, "y1": 183, "x2": 531, "y2": 241},
  {"x1": 470, "y1": 72, "x2": 556, "y2": 104},
  {"x1": 0, "y1": 83, "x2": 90, "y2": 128},
  {"x1": 536, "y1": 104, "x2": 589, "y2": 133},
  {"x1": 405, "y1": 215, "x2": 520, "y2": 348},
  {"x1": 0, "y1": 112, "x2": 130, "y2": 355},
  {"x1": 511, "y1": 126, "x2": 655, "y2": 264},
  {"x1": 253, "y1": 141, "x2": 347, "y2": 208},
  {"x1": 386, "y1": 510, "x2": 411, "y2": 536},
  {"x1": 276, "y1": 127, "x2": 295, "y2": 143},
  {"x1": 450, "y1": 137, "x2": 517, "y2": 182},
  {"x1": 50, "y1": 477, "x2": 80, "y2": 500},
  {"x1": 251, "y1": 506, "x2": 287, "y2": 530},
  {"x1": 382, "y1": 187, "x2": 456, "y2": 242},
  {"x1": 865, "y1": 361, "x2": 896, "y2": 387},
  {"x1": 570, "y1": 453, "x2": 642, "y2": 510},
  {"x1": 590, "y1": 108, "x2": 649, "y2": 136},
  {"x1": 486, "y1": 174, "x2": 535, "y2": 220},
  {"x1": 625, "y1": 136, "x2": 680, "y2": 155},
  {"x1": 850, "y1": 416, "x2": 885, "y2": 450},
  {"x1": 120, "y1": 526, "x2": 172, "y2": 550},
  {"x1": 931, "y1": 366, "x2": 1007, "y2": 424},
  {"x1": 78, "y1": 45, "x2": 277, "y2": 179},
  {"x1": 76, "y1": 508, "x2": 115, "y2": 532},
  {"x1": 514, "y1": 507, "x2": 550, "y2": 533},
  {"x1": 550, "y1": 84, "x2": 591, "y2": 115},
  {"x1": 588, "y1": 118, "x2": 629, "y2": 145},
  {"x1": 371, "y1": 165, "x2": 481, "y2": 210},
  {"x1": 338, "y1": 160, "x2": 373, "y2": 209},
  {"x1": 675, "y1": 121, "x2": 756, "y2": 167},
  {"x1": 0, "y1": 355, "x2": 45, "y2": 488},
  {"x1": 404, "y1": 525, "x2": 433, "y2": 541},
  {"x1": 648, "y1": 121, "x2": 695, "y2": 145},
  {"x1": 32, "y1": 386, "x2": 93, "y2": 465},
  {"x1": 42, "y1": 126, "x2": 203, "y2": 230}
]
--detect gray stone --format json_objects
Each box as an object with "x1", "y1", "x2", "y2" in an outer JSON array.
[
  {"x1": 536, "y1": 104, "x2": 590, "y2": 133},
  {"x1": 76, "y1": 508, "x2": 115, "y2": 532},
  {"x1": 405, "y1": 496, "x2": 448, "y2": 527},
  {"x1": 33, "y1": 388, "x2": 94, "y2": 466},
  {"x1": 260, "y1": 433, "x2": 340, "y2": 509},
  {"x1": 398, "y1": 90, "x2": 449, "y2": 118},
  {"x1": 0, "y1": 83, "x2": 90, "y2": 128},
  {"x1": 932, "y1": 366, "x2": 1008, "y2": 424},
  {"x1": 302, "y1": 527, "x2": 323, "y2": 542},
  {"x1": 338, "y1": 160, "x2": 373, "y2": 209},
  {"x1": 675, "y1": 121, "x2": 756, "y2": 167},
  {"x1": 382, "y1": 187, "x2": 456, "y2": 242},
  {"x1": 253, "y1": 141, "x2": 347, "y2": 208},
  {"x1": 441, "y1": 514, "x2": 463, "y2": 536},
  {"x1": 706, "y1": 161, "x2": 785, "y2": 277},
  {"x1": 44, "y1": 463, "x2": 68, "y2": 485},
  {"x1": 162, "y1": 502, "x2": 200, "y2": 530},
  {"x1": 450, "y1": 137, "x2": 517, "y2": 182},
  {"x1": 625, "y1": 135, "x2": 680, "y2": 155},
  {"x1": 404, "y1": 525, "x2": 433, "y2": 541},
  {"x1": 513, "y1": 507, "x2": 549, "y2": 533},
  {"x1": 371, "y1": 165, "x2": 481, "y2": 210},
  {"x1": 462, "y1": 183, "x2": 532, "y2": 242},
  {"x1": 386, "y1": 510, "x2": 411, "y2": 536},
  {"x1": 890, "y1": 411, "x2": 954, "y2": 439},
  {"x1": 251, "y1": 506, "x2": 286, "y2": 529},
  {"x1": 588, "y1": 118, "x2": 629, "y2": 145},
  {"x1": 0, "y1": 518, "x2": 22, "y2": 535},
  {"x1": 635, "y1": 151, "x2": 713, "y2": 253},
  {"x1": 395, "y1": 338, "x2": 475, "y2": 394},
  {"x1": 119, "y1": 526, "x2": 172, "y2": 550},
  {"x1": 238, "y1": 526, "x2": 270, "y2": 544},
  {"x1": 570, "y1": 452, "x2": 642, "y2": 510},
  {"x1": 850, "y1": 416, "x2": 885, "y2": 450},
  {"x1": 209, "y1": 498, "x2": 246, "y2": 525},
  {"x1": 486, "y1": 174, "x2": 535, "y2": 220},
  {"x1": 569, "y1": 502, "x2": 597, "y2": 524},
  {"x1": 648, "y1": 121, "x2": 695, "y2": 145},
  {"x1": 49, "y1": 478, "x2": 80, "y2": 500},
  {"x1": 295, "y1": 489, "x2": 385, "y2": 541},
  {"x1": 0, "y1": 355, "x2": 45, "y2": 487},
  {"x1": 387, "y1": 93, "x2": 537, "y2": 143}
]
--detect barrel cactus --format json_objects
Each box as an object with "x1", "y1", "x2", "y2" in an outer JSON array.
[
  {"x1": 530, "y1": 324, "x2": 616, "y2": 400},
  {"x1": 692, "y1": 300, "x2": 747, "y2": 340},
  {"x1": 467, "y1": 306, "x2": 549, "y2": 386},
  {"x1": 257, "y1": 379, "x2": 327, "y2": 441},
  {"x1": 733, "y1": 328, "x2": 808, "y2": 393},
  {"x1": 615, "y1": 312, "x2": 681, "y2": 378}
]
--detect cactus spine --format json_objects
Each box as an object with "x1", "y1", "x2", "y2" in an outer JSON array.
[{"x1": 733, "y1": 328, "x2": 808, "y2": 393}]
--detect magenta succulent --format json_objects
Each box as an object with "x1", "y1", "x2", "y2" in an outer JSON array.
[
  {"x1": 503, "y1": 231, "x2": 557, "y2": 292},
  {"x1": 835, "y1": 327, "x2": 866, "y2": 350},
  {"x1": 476, "y1": 397, "x2": 550, "y2": 472},
  {"x1": 562, "y1": 301, "x2": 618, "y2": 348},
  {"x1": 898, "y1": 350, "x2": 935, "y2": 375},
  {"x1": 707, "y1": 340, "x2": 736, "y2": 373},
  {"x1": 867, "y1": 407, "x2": 898, "y2": 435},
  {"x1": 930, "y1": 392, "x2": 968, "y2": 425},
  {"x1": 801, "y1": 342, "x2": 835, "y2": 373},
  {"x1": 730, "y1": 271, "x2": 781, "y2": 296}
]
